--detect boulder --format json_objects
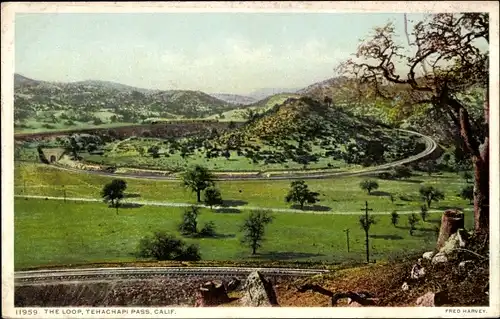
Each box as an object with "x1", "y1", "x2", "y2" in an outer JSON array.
[
  {"x1": 431, "y1": 252, "x2": 448, "y2": 264},
  {"x1": 439, "y1": 232, "x2": 460, "y2": 255},
  {"x1": 401, "y1": 282, "x2": 409, "y2": 291},
  {"x1": 422, "y1": 251, "x2": 435, "y2": 260},
  {"x1": 240, "y1": 271, "x2": 279, "y2": 307},
  {"x1": 194, "y1": 281, "x2": 230, "y2": 307},
  {"x1": 410, "y1": 264, "x2": 426, "y2": 280},
  {"x1": 458, "y1": 260, "x2": 474, "y2": 270},
  {"x1": 415, "y1": 291, "x2": 448, "y2": 307}
]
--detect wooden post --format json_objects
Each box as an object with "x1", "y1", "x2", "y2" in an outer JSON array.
[
  {"x1": 361, "y1": 201, "x2": 373, "y2": 263},
  {"x1": 436, "y1": 209, "x2": 465, "y2": 250}
]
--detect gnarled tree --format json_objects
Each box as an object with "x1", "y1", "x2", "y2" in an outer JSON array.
[{"x1": 338, "y1": 13, "x2": 489, "y2": 235}]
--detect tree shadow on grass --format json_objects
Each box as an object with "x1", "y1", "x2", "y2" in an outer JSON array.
[
  {"x1": 214, "y1": 208, "x2": 241, "y2": 214},
  {"x1": 370, "y1": 234, "x2": 404, "y2": 240},
  {"x1": 118, "y1": 202, "x2": 144, "y2": 209},
  {"x1": 124, "y1": 193, "x2": 141, "y2": 198},
  {"x1": 250, "y1": 251, "x2": 325, "y2": 261},
  {"x1": 290, "y1": 204, "x2": 331, "y2": 212},
  {"x1": 222, "y1": 199, "x2": 248, "y2": 207},
  {"x1": 395, "y1": 179, "x2": 424, "y2": 184},
  {"x1": 437, "y1": 206, "x2": 464, "y2": 211},
  {"x1": 370, "y1": 191, "x2": 391, "y2": 197}
]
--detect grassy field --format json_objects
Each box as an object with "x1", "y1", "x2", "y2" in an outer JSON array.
[
  {"x1": 13, "y1": 198, "x2": 474, "y2": 269},
  {"x1": 14, "y1": 163, "x2": 472, "y2": 213}
]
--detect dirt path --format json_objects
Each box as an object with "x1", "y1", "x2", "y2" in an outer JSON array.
[{"x1": 16, "y1": 194, "x2": 469, "y2": 215}]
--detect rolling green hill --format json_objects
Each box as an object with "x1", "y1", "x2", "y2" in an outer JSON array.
[{"x1": 13, "y1": 74, "x2": 238, "y2": 132}]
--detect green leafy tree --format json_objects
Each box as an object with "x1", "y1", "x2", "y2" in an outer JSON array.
[
  {"x1": 178, "y1": 206, "x2": 200, "y2": 236},
  {"x1": 101, "y1": 179, "x2": 127, "y2": 214},
  {"x1": 419, "y1": 185, "x2": 445, "y2": 208},
  {"x1": 390, "y1": 210, "x2": 399, "y2": 227},
  {"x1": 240, "y1": 210, "x2": 274, "y2": 255},
  {"x1": 181, "y1": 165, "x2": 215, "y2": 202},
  {"x1": 460, "y1": 185, "x2": 474, "y2": 204},
  {"x1": 462, "y1": 171, "x2": 473, "y2": 184},
  {"x1": 137, "y1": 231, "x2": 201, "y2": 261},
  {"x1": 408, "y1": 213, "x2": 420, "y2": 236},
  {"x1": 148, "y1": 145, "x2": 161, "y2": 158},
  {"x1": 420, "y1": 205, "x2": 429, "y2": 222},
  {"x1": 204, "y1": 187, "x2": 223, "y2": 210},
  {"x1": 359, "y1": 180, "x2": 379, "y2": 195},
  {"x1": 393, "y1": 166, "x2": 412, "y2": 179},
  {"x1": 285, "y1": 180, "x2": 320, "y2": 210}
]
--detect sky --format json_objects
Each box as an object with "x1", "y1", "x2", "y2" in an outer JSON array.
[{"x1": 15, "y1": 12, "x2": 429, "y2": 94}]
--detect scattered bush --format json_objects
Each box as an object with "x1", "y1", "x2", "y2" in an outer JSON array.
[{"x1": 136, "y1": 231, "x2": 201, "y2": 261}]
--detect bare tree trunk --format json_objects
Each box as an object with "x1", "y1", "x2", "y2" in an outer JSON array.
[
  {"x1": 474, "y1": 86, "x2": 490, "y2": 235},
  {"x1": 436, "y1": 210, "x2": 465, "y2": 250}
]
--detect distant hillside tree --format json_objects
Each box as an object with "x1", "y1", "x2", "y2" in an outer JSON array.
[
  {"x1": 181, "y1": 165, "x2": 215, "y2": 202},
  {"x1": 390, "y1": 211, "x2": 399, "y2": 227},
  {"x1": 285, "y1": 180, "x2": 320, "y2": 210},
  {"x1": 359, "y1": 180, "x2": 379, "y2": 195},
  {"x1": 460, "y1": 185, "x2": 474, "y2": 204},
  {"x1": 101, "y1": 179, "x2": 127, "y2": 214},
  {"x1": 419, "y1": 185, "x2": 445, "y2": 208},
  {"x1": 204, "y1": 187, "x2": 223, "y2": 210},
  {"x1": 408, "y1": 213, "x2": 420, "y2": 236},
  {"x1": 240, "y1": 210, "x2": 274, "y2": 255}
]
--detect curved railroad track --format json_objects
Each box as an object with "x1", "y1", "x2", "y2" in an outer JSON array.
[
  {"x1": 48, "y1": 129, "x2": 438, "y2": 181},
  {"x1": 15, "y1": 267, "x2": 330, "y2": 285}
]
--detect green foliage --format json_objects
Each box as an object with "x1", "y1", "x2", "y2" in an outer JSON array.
[
  {"x1": 359, "y1": 179, "x2": 379, "y2": 194},
  {"x1": 460, "y1": 185, "x2": 474, "y2": 204},
  {"x1": 285, "y1": 180, "x2": 320, "y2": 209},
  {"x1": 136, "y1": 231, "x2": 201, "y2": 261},
  {"x1": 199, "y1": 221, "x2": 217, "y2": 238},
  {"x1": 359, "y1": 214, "x2": 377, "y2": 232},
  {"x1": 390, "y1": 210, "x2": 399, "y2": 227},
  {"x1": 181, "y1": 165, "x2": 215, "y2": 202},
  {"x1": 101, "y1": 179, "x2": 127, "y2": 213},
  {"x1": 462, "y1": 171, "x2": 473, "y2": 183},
  {"x1": 204, "y1": 187, "x2": 223, "y2": 209},
  {"x1": 393, "y1": 165, "x2": 412, "y2": 179},
  {"x1": 420, "y1": 205, "x2": 429, "y2": 222},
  {"x1": 178, "y1": 206, "x2": 200, "y2": 236},
  {"x1": 419, "y1": 185, "x2": 445, "y2": 208},
  {"x1": 407, "y1": 213, "x2": 420, "y2": 236},
  {"x1": 240, "y1": 210, "x2": 274, "y2": 255}
]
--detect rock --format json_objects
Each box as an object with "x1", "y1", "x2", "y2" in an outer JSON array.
[
  {"x1": 459, "y1": 260, "x2": 474, "y2": 269},
  {"x1": 415, "y1": 291, "x2": 448, "y2": 307},
  {"x1": 422, "y1": 251, "x2": 435, "y2": 260},
  {"x1": 240, "y1": 271, "x2": 279, "y2": 307},
  {"x1": 431, "y1": 252, "x2": 448, "y2": 264},
  {"x1": 401, "y1": 282, "x2": 409, "y2": 291},
  {"x1": 457, "y1": 229, "x2": 469, "y2": 248},
  {"x1": 410, "y1": 264, "x2": 426, "y2": 280},
  {"x1": 194, "y1": 281, "x2": 230, "y2": 307}
]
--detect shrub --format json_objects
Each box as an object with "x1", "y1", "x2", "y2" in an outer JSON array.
[
  {"x1": 199, "y1": 221, "x2": 217, "y2": 237},
  {"x1": 393, "y1": 165, "x2": 412, "y2": 179},
  {"x1": 420, "y1": 205, "x2": 429, "y2": 222},
  {"x1": 408, "y1": 213, "x2": 420, "y2": 236},
  {"x1": 178, "y1": 206, "x2": 199, "y2": 236},
  {"x1": 136, "y1": 231, "x2": 201, "y2": 261},
  {"x1": 359, "y1": 179, "x2": 379, "y2": 195},
  {"x1": 390, "y1": 210, "x2": 399, "y2": 227}
]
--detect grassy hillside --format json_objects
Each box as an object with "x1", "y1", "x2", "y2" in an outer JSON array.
[{"x1": 14, "y1": 74, "x2": 238, "y2": 132}]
